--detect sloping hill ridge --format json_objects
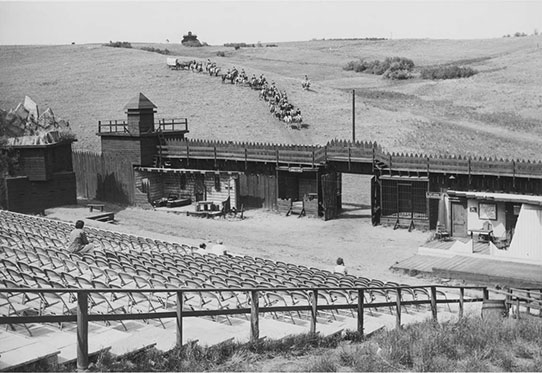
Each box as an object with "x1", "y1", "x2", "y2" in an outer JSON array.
[{"x1": 1, "y1": 36, "x2": 541, "y2": 160}]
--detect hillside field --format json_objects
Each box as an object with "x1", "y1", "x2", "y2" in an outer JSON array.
[{"x1": 1, "y1": 36, "x2": 542, "y2": 160}]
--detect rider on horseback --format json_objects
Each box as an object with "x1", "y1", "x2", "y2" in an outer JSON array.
[{"x1": 302, "y1": 75, "x2": 311, "y2": 90}]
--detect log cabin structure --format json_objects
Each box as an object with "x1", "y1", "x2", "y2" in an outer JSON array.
[{"x1": 0, "y1": 139, "x2": 77, "y2": 214}]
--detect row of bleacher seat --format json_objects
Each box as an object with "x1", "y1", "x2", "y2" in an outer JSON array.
[{"x1": 0, "y1": 210, "x2": 443, "y2": 337}]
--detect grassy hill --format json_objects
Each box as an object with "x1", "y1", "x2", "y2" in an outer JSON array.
[{"x1": 1, "y1": 36, "x2": 541, "y2": 160}]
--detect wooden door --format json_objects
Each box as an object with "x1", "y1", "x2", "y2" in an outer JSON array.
[
  {"x1": 451, "y1": 203, "x2": 467, "y2": 237},
  {"x1": 194, "y1": 174, "x2": 206, "y2": 202},
  {"x1": 321, "y1": 173, "x2": 338, "y2": 221},
  {"x1": 397, "y1": 183, "x2": 413, "y2": 218}
]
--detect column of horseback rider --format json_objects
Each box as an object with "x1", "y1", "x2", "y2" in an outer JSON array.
[{"x1": 186, "y1": 59, "x2": 306, "y2": 127}]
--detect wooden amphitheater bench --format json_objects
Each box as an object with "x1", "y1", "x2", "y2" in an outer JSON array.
[
  {"x1": 87, "y1": 212, "x2": 115, "y2": 223},
  {"x1": 87, "y1": 203, "x2": 105, "y2": 212}
]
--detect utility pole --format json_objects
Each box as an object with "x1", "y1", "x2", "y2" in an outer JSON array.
[{"x1": 352, "y1": 89, "x2": 356, "y2": 143}]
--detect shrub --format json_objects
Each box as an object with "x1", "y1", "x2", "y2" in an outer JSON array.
[
  {"x1": 103, "y1": 41, "x2": 132, "y2": 48},
  {"x1": 343, "y1": 56, "x2": 414, "y2": 79},
  {"x1": 216, "y1": 51, "x2": 226, "y2": 57},
  {"x1": 224, "y1": 42, "x2": 255, "y2": 48},
  {"x1": 306, "y1": 354, "x2": 337, "y2": 372},
  {"x1": 420, "y1": 65, "x2": 478, "y2": 80},
  {"x1": 140, "y1": 47, "x2": 170, "y2": 55}
]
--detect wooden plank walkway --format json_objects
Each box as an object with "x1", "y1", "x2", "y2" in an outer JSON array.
[{"x1": 392, "y1": 254, "x2": 542, "y2": 287}]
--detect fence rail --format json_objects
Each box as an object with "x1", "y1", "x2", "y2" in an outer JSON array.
[
  {"x1": 98, "y1": 118, "x2": 188, "y2": 134},
  {"x1": 157, "y1": 139, "x2": 542, "y2": 179},
  {"x1": 0, "y1": 284, "x2": 493, "y2": 370}
]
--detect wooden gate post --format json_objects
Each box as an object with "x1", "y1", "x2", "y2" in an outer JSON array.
[
  {"x1": 310, "y1": 290, "x2": 318, "y2": 334},
  {"x1": 77, "y1": 291, "x2": 89, "y2": 371},
  {"x1": 357, "y1": 289, "x2": 364, "y2": 336},
  {"x1": 430, "y1": 286, "x2": 438, "y2": 322},
  {"x1": 250, "y1": 290, "x2": 259, "y2": 342},
  {"x1": 395, "y1": 288, "x2": 402, "y2": 329},
  {"x1": 176, "y1": 291, "x2": 184, "y2": 347},
  {"x1": 459, "y1": 287, "x2": 465, "y2": 318}
]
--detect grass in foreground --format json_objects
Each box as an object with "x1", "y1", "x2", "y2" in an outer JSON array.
[{"x1": 19, "y1": 315, "x2": 542, "y2": 372}]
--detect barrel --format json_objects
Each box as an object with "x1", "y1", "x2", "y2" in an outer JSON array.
[{"x1": 481, "y1": 299, "x2": 508, "y2": 321}]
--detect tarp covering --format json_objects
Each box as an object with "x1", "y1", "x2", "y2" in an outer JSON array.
[
  {"x1": 0, "y1": 96, "x2": 72, "y2": 146},
  {"x1": 508, "y1": 204, "x2": 542, "y2": 260}
]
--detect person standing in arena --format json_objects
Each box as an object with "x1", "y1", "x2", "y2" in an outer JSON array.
[
  {"x1": 210, "y1": 239, "x2": 228, "y2": 256},
  {"x1": 334, "y1": 257, "x2": 348, "y2": 275},
  {"x1": 67, "y1": 220, "x2": 93, "y2": 254}
]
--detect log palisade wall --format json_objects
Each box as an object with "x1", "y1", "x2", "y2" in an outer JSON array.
[{"x1": 73, "y1": 151, "x2": 135, "y2": 204}]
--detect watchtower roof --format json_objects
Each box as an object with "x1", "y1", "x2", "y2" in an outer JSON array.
[{"x1": 123, "y1": 93, "x2": 157, "y2": 111}]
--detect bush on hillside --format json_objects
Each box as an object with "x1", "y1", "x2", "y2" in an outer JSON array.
[
  {"x1": 140, "y1": 47, "x2": 170, "y2": 55},
  {"x1": 420, "y1": 65, "x2": 478, "y2": 80},
  {"x1": 224, "y1": 43, "x2": 256, "y2": 48},
  {"x1": 343, "y1": 57, "x2": 414, "y2": 80},
  {"x1": 103, "y1": 41, "x2": 132, "y2": 49},
  {"x1": 216, "y1": 51, "x2": 226, "y2": 57}
]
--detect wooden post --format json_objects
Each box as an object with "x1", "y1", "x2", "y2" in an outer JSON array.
[
  {"x1": 505, "y1": 287, "x2": 512, "y2": 316},
  {"x1": 516, "y1": 298, "x2": 521, "y2": 319},
  {"x1": 250, "y1": 290, "x2": 259, "y2": 342},
  {"x1": 459, "y1": 287, "x2": 464, "y2": 318},
  {"x1": 352, "y1": 89, "x2": 355, "y2": 143},
  {"x1": 430, "y1": 286, "x2": 438, "y2": 322},
  {"x1": 526, "y1": 290, "x2": 531, "y2": 315},
  {"x1": 357, "y1": 289, "x2": 364, "y2": 336},
  {"x1": 395, "y1": 288, "x2": 402, "y2": 329},
  {"x1": 214, "y1": 146, "x2": 217, "y2": 168},
  {"x1": 77, "y1": 291, "x2": 89, "y2": 371},
  {"x1": 310, "y1": 290, "x2": 318, "y2": 334},
  {"x1": 245, "y1": 148, "x2": 248, "y2": 170},
  {"x1": 483, "y1": 287, "x2": 489, "y2": 301},
  {"x1": 176, "y1": 291, "x2": 183, "y2": 347}
]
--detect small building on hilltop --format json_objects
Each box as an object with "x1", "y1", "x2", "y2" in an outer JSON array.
[{"x1": 181, "y1": 31, "x2": 202, "y2": 47}]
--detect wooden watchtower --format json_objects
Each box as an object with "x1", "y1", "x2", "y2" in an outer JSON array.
[{"x1": 98, "y1": 93, "x2": 189, "y2": 166}]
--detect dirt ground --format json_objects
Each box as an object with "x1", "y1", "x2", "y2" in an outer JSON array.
[{"x1": 45, "y1": 198, "x2": 433, "y2": 287}]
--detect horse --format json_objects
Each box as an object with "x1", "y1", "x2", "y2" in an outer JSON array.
[
  {"x1": 222, "y1": 70, "x2": 238, "y2": 84},
  {"x1": 209, "y1": 66, "x2": 221, "y2": 76},
  {"x1": 178, "y1": 60, "x2": 191, "y2": 70}
]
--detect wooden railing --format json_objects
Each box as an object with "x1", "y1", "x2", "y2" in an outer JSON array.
[
  {"x1": 97, "y1": 118, "x2": 188, "y2": 134},
  {"x1": 489, "y1": 287, "x2": 542, "y2": 318},
  {"x1": 0, "y1": 284, "x2": 490, "y2": 370},
  {"x1": 98, "y1": 119, "x2": 129, "y2": 134},
  {"x1": 156, "y1": 139, "x2": 542, "y2": 179},
  {"x1": 161, "y1": 139, "x2": 325, "y2": 167}
]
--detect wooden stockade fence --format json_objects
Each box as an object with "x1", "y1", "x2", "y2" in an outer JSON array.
[
  {"x1": 158, "y1": 139, "x2": 542, "y2": 179},
  {"x1": 0, "y1": 284, "x2": 498, "y2": 371},
  {"x1": 73, "y1": 152, "x2": 135, "y2": 204}
]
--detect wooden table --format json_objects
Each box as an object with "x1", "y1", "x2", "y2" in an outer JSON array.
[
  {"x1": 88, "y1": 203, "x2": 105, "y2": 212},
  {"x1": 470, "y1": 229, "x2": 493, "y2": 242}
]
